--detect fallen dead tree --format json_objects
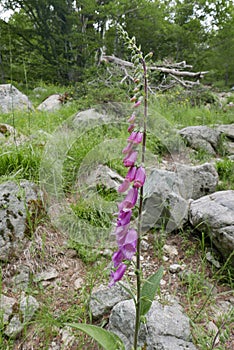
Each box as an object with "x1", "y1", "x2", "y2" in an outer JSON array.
[{"x1": 101, "y1": 55, "x2": 209, "y2": 90}]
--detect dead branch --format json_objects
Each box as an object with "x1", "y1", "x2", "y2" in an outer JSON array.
[
  {"x1": 102, "y1": 55, "x2": 208, "y2": 79},
  {"x1": 169, "y1": 74, "x2": 200, "y2": 88}
]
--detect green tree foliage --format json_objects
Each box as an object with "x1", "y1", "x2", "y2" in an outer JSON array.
[
  {"x1": 206, "y1": 3, "x2": 234, "y2": 86},
  {"x1": 1, "y1": 0, "x2": 101, "y2": 82},
  {"x1": 0, "y1": 0, "x2": 233, "y2": 86}
]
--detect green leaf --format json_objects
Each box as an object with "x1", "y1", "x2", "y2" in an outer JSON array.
[
  {"x1": 66, "y1": 323, "x2": 125, "y2": 350},
  {"x1": 140, "y1": 266, "x2": 164, "y2": 317}
]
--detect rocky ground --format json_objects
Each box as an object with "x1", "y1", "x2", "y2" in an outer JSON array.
[
  {"x1": 0, "y1": 87, "x2": 233, "y2": 349},
  {"x1": 1, "y1": 215, "x2": 233, "y2": 350}
]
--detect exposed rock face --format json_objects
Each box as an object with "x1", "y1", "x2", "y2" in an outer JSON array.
[
  {"x1": 0, "y1": 181, "x2": 42, "y2": 261},
  {"x1": 142, "y1": 163, "x2": 218, "y2": 233},
  {"x1": 179, "y1": 125, "x2": 221, "y2": 155},
  {"x1": 0, "y1": 84, "x2": 33, "y2": 113},
  {"x1": 109, "y1": 299, "x2": 197, "y2": 350},
  {"x1": 189, "y1": 190, "x2": 234, "y2": 264},
  {"x1": 37, "y1": 94, "x2": 62, "y2": 112}
]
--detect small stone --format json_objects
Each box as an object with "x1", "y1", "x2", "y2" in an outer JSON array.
[
  {"x1": 0, "y1": 294, "x2": 17, "y2": 323},
  {"x1": 65, "y1": 249, "x2": 77, "y2": 258},
  {"x1": 206, "y1": 252, "x2": 221, "y2": 268},
  {"x1": 60, "y1": 326, "x2": 76, "y2": 347},
  {"x1": 60, "y1": 262, "x2": 69, "y2": 270},
  {"x1": 207, "y1": 321, "x2": 219, "y2": 346},
  {"x1": 20, "y1": 295, "x2": 39, "y2": 323},
  {"x1": 13, "y1": 268, "x2": 30, "y2": 288},
  {"x1": 169, "y1": 264, "x2": 183, "y2": 273},
  {"x1": 163, "y1": 244, "x2": 178, "y2": 257},
  {"x1": 34, "y1": 268, "x2": 58, "y2": 282},
  {"x1": 162, "y1": 255, "x2": 169, "y2": 262},
  {"x1": 141, "y1": 239, "x2": 150, "y2": 251},
  {"x1": 160, "y1": 279, "x2": 166, "y2": 286},
  {"x1": 101, "y1": 248, "x2": 113, "y2": 257},
  {"x1": 132, "y1": 255, "x2": 144, "y2": 263},
  {"x1": 48, "y1": 341, "x2": 60, "y2": 350},
  {"x1": 4, "y1": 315, "x2": 23, "y2": 338},
  {"x1": 74, "y1": 277, "x2": 84, "y2": 290},
  {"x1": 128, "y1": 271, "x2": 135, "y2": 276}
]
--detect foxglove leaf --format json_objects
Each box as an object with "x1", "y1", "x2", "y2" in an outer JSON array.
[
  {"x1": 67, "y1": 323, "x2": 125, "y2": 350},
  {"x1": 140, "y1": 266, "x2": 164, "y2": 317}
]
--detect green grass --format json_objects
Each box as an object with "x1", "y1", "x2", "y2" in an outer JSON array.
[
  {"x1": 216, "y1": 158, "x2": 234, "y2": 190},
  {"x1": 150, "y1": 90, "x2": 234, "y2": 128}
]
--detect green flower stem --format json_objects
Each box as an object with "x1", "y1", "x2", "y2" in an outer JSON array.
[{"x1": 133, "y1": 57, "x2": 148, "y2": 350}]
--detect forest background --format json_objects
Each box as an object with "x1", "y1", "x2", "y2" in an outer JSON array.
[{"x1": 0, "y1": 0, "x2": 234, "y2": 90}]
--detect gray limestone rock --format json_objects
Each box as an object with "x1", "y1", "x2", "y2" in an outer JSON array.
[
  {"x1": 226, "y1": 141, "x2": 234, "y2": 155},
  {"x1": 0, "y1": 181, "x2": 42, "y2": 261},
  {"x1": 0, "y1": 294, "x2": 17, "y2": 323},
  {"x1": 34, "y1": 268, "x2": 59, "y2": 282},
  {"x1": 0, "y1": 84, "x2": 33, "y2": 113},
  {"x1": 215, "y1": 124, "x2": 234, "y2": 155},
  {"x1": 79, "y1": 164, "x2": 124, "y2": 192},
  {"x1": 37, "y1": 94, "x2": 62, "y2": 112},
  {"x1": 215, "y1": 123, "x2": 234, "y2": 141},
  {"x1": 12, "y1": 265, "x2": 30, "y2": 289},
  {"x1": 90, "y1": 283, "x2": 131, "y2": 319},
  {"x1": 1, "y1": 293, "x2": 39, "y2": 338},
  {"x1": 142, "y1": 169, "x2": 189, "y2": 233},
  {"x1": 189, "y1": 190, "x2": 234, "y2": 264},
  {"x1": 176, "y1": 163, "x2": 219, "y2": 200},
  {"x1": 109, "y1": 299, "x2": 197, "y2": 350},
  {"x1": 73, "y1": 108, "x2": 110, "y2": 124},
  {"x1": 20, "y1": 295, "x2": 39, "y2": 323},
  {"x1": 4, "y1": 315, "x2": 24, "y2": 338},
  {"x1": 142, "y1": 162, "x2": 219, "y2": 233},
  {"x1": 0, "y1": 123, "x2": 27, "y2": 146},
  {"x1": 179, "y1": 126, "x2": 221, "y2": 155}
]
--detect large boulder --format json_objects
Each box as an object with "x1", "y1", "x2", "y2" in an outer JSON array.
[
  {"x1": 189, "y1": 190, "x2": 234, "y2": 264},
  {"x1": 178, "y1": 126, "x2": 221, "y2": 155},
  {"x1": 0, "y1": 181, "x2": 42, "y2": 261},
  {"x1": 177, "y1": 163, "x2": 218, "y2": 200},
  {"x1": 37, "y1": 94, "x2": 62, "y2": 112},
  {"x1": 142, "y1": 163, "x2": 218, "y2": 233},
  {"x1": 0, "y1": 84, "x2": 33, "y2": 113},
  {"x1": 142, "y1": 169, "x2": 189, "y2": 233},
  {"x1": 109, "y1": 299, "x2": 197, "y2": 350}
]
